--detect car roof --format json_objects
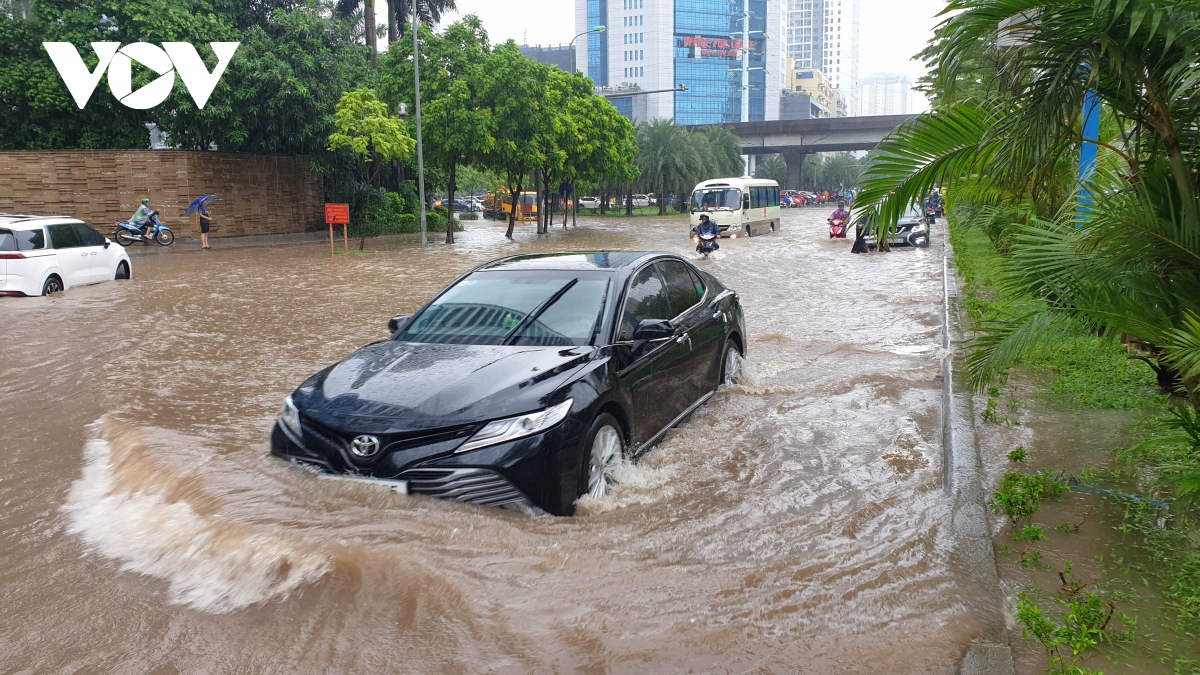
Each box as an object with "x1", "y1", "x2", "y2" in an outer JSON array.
[
  {"x1": 479, "y1": 251, "x2": 682, "y2": 272},
  {"x1": 0, "y1": 214, "x2": 84, "y2": 230}
]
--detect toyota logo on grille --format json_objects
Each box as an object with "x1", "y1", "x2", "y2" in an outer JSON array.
[{"x1": 350, "y1": 434, "x2": 381, "y2": 457}]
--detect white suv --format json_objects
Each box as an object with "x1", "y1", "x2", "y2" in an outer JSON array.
[{"x1": 0, "y1": 215, "x2": 132, "y2": 296}]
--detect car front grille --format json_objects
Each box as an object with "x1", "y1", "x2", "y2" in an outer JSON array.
[{"x1": 399, "y1": 467, "x2": 530, "y2": 507}]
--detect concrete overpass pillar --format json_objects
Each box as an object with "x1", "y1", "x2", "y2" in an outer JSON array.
[{"x1": 782, "y1": 150, "x2": 807, "y2": 191}]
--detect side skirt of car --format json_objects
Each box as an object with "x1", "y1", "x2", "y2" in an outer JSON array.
[{"x1": 632, "y1": 389, "x2": 715, "y2": 458}]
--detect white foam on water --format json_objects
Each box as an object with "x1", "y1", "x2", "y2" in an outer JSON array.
[{"x1": 62, "y1": 425, "x2": 335, "y2": 613}]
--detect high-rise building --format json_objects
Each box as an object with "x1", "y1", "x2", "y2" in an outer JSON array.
[
  {"x1": 519, "y1": 44, "x2": 577, "y2": 73},
  {"x1": 576, "y1": 0, "x2": 782, "y2": 124},
  {"x1": 784, "y1": 0, "x2": 860, "y2": 115},
  {"x1": 859, "y1": 72, "x2": 911, "y2": 115},
  {"x1": 786, "y1": 62, "x2": 843, "y2": 118}
]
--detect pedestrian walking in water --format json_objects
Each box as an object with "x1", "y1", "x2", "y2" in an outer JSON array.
[{"x1": 198, "y1": 199, "x2": 212, "y2": 249}]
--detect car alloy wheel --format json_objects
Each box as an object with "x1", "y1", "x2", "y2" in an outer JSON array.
[
  {"x1": 115, "y1": 262, "x2": 130, "y2": 280},
  {"x1": 722, "y1": 339, "x2": 743, "y2": 385},
  {"x1": 587, "y1": 421, "x2": 623, "y2": 499},
  {"x1": 42, "y1": 276, "x2": 63, "y2": 296}
]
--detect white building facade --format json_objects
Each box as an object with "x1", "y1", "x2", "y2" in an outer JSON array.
[
  {"x1": 859, "y1": 72, "x2": 911, "y2": 115},
  {"x1": 783, "y1": 0, "x2": 860, "y2": 115}
]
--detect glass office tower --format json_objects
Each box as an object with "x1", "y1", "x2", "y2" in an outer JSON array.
[
  {"x1": 578, "y1": 0, "x2": 775, "y2": 124},
  {"x1": 673, "y1": 0, "x2": 767, "y2": 125}
]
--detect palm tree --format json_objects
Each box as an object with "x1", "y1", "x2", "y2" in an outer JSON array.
[
  {"x1": 635, "y1": 119, "x2": 702, "y2": 215},
  {"x1": 854, "y1": 0, "x2": 1200, "y2": 405},
  {"x1": 392, "y1": 0, "x2": 457, "y2": 43},
  {"x1": 754, "y1": 155, "x2": 787, "y2": 185}
]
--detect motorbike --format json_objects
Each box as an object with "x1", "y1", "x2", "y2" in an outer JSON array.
[
  {"x1": 828, "y1": 217, "x2": 848, "y2": 239},
  {"x1": 692, "y1": 227, "x2": 720, "y2": 259},
  {"x1": 924, "y1": 205, "x2": 938, "y2": 224},
  {"x1": 113, "y1": 212, "x2": 175, "y2": 246}
]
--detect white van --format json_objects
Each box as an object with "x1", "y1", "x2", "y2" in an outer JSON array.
[
  {"x1": 0, "y1": 215, "x2": 132, "y2": 296},
  {"x1": 689, "y1": 178, "x2": 782, "y2": 237}
]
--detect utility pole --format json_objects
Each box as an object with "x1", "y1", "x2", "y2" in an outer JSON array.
[
  {"x1": 413, "y1": 0, "x2": 427, "y2": 246},
  {"x1": 741, "y1": 0, "x2": 750, "y2": 124}
]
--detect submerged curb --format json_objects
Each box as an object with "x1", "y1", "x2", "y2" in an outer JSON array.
[{"x1": 942, "y1": 232, "x2": 1015, "y2": 675}]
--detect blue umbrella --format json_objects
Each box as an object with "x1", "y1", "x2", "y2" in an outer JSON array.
[{"x1": 186, "y1": 195, "x2": 214, "y2": 215}]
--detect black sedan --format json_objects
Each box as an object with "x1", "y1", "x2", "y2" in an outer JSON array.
[{"x1": 271, "y1": 252, "x2": 746, "y2": 515}]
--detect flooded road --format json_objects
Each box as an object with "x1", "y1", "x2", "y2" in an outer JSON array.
[{"x1": 1, "y1": 210, "x2": 996, "y2": 672}]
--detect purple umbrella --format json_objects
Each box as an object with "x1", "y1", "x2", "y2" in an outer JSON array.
[{"x1": 186, "y1": 195, "x2": 214, "y2": 215}]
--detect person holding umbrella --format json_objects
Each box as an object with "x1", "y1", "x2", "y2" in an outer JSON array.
[{"x1": 187, "y1": 195, "x2": 214, "y2": 249}]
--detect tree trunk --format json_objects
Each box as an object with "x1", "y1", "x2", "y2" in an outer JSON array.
[
  {"x1": 659, "y1": 181, "x2": 667, "y2": 215},
  {"x1": 445, "y1": 162, "x2": 456, "y2": 244},
  {"x1": 571, "y1": 183, "x2": 577, "y2": 227},
  {"x1": 505, "y1": 180, "x2": 521, "y2": 238},
  {"x1": 625, "y1": 188, "x2": 633, "y2": 216},
  {"x1": 599, "y1": 191, "x2": 607, "y2": 215},
  {"x1": 387, "y1": 0, "x2": 398, "y2": 44},
  {"x1": 365, "y1": 0, "x2": 377, "y2": 67}
]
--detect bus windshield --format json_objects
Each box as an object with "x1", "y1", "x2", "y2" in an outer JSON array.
[{"x1": 691, "y1": 188, "x2": 741, "y2": 211}]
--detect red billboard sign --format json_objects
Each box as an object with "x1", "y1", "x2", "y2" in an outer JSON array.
[{"x1": 324, "y1": 203, "x2": 350, "y2": 225}]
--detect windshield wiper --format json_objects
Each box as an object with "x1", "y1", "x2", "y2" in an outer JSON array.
[{"x1": 501, "y1": 279, "x2": 579, "y2": 345}]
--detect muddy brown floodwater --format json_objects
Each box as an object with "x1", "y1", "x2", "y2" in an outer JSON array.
[{"x1": 2, "y1": 210, "x2": 999, "y2": 673}]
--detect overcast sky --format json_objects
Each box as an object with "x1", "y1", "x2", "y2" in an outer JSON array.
[{"x1": 417, "y1": 0, "x2": 949, "y2": 111}]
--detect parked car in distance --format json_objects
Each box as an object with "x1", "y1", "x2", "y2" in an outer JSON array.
[
  {"x1": 271, "y1": 251, "x2": 747, "y2": 515},
  {"x1": 578, "y1": 196, "x2": 601, "y2": 209},
  {"x1": 1, "y1": 214, "x2": 132, "y2": 296},
  {"x1": 631, "y1": 194, "x2": 651, "y2": 207}
]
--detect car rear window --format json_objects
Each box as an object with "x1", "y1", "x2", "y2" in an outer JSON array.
[{"x1": 1, "y1": 228, "x2": 46, "y2": 250}]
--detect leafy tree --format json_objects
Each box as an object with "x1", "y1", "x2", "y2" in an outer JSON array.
[
  {"x1": 328, "y1": 87, "x2": 414, "y2": 186},
  {"x1": 380, "y1": 17, "x2": 493, "y2": 242},
  {"x1": 531, "y1": 68, "x2": 637, "y2": 232},
  {"x1": 563, "y1": 90, "x2": 638, "y2": 218},
  {"x1": 476, "y1": 42, "x2": 550, "y2": 238}
]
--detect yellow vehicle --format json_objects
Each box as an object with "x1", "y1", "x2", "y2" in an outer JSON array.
[{"x1": 483, "y1": 190, "x2": 538, "y2": 221}]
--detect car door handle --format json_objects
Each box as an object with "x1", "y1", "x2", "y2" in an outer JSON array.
[{"x1": 675, "y1": 332, "x2": 689, "y2": 343}]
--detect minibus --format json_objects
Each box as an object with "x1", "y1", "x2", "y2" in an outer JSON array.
[{"x1": 688, "y1": 177, "x2": 781, "y2": 237}]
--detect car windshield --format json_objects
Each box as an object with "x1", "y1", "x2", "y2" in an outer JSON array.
[
  {"x1": 691, "y1": 188, "x2": 741, "y2": 211},
  {"x1": 397, "y1": 270, "x2": 611, "y2": 346}
]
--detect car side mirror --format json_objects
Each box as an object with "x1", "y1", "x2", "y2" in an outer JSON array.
[
  {"x1": 103, "y1": 240, "x2": 110, "y2": 249},
  {"x1": 387, "y1": 315, "x2": 409, "y2": 333},
  {"x1": 630, "y1": 319, "x2": 674, "y2": 354},
  {"x1": 632, "y1": 319, "x2": 674, "y2": 341}
]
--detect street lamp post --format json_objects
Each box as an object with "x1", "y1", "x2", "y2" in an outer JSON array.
[
  {"x1": 413, "y1": 0, "x2": 427, "y2": 246},
  {"x1": 569, "y1": 25, "x2": 605, "y2": 74}
]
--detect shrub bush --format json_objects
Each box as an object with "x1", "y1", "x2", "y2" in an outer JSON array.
[{"x1": 460, "y1": 212, "x2": 478, "y2": 221}]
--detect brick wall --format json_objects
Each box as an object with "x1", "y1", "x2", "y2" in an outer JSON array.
[{"x1": 0, "y1": 151, "x2": 324, "y2": 238}]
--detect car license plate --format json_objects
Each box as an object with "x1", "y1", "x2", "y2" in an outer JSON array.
[{"x1": 320, "y1": 474, "x2": 408, "y2": 494}]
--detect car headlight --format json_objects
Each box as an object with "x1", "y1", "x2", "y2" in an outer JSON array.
[
  {"x1": 455, "y1": 399, "x2": 573, "y2": 454},
  {"x1": 914, "y1": 223, "x2": 928, "y2": 232},
  {"x1": 279, "y1": 395, "x2": 302, "y2": 438},
  {"x1": 730, "y1": 233, "x2": 737, "y2": 239}
]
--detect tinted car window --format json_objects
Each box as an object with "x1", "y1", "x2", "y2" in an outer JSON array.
[
  {"x1": 618, "y1": 265, "x2": 672, "y2": 340},
  {"x1": 73, "y1": 222, "x2": 106, "y2": 246},
  {"x1": 47, "y1": 223, "x2": 82, "y2": 249},
  {"x1": 0, "y1": 230, "x2": 14, "y2": 251},
  {"x1": 7, "y1": 228, "x2": 46, "y2": 250},
  {"x1": 656, "y1": 260, "x2": 700, "y2": 317}
]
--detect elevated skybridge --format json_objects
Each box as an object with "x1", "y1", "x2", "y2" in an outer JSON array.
[{"x1": 688, "y1": 114, "x2": 918, "y2": 189}]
